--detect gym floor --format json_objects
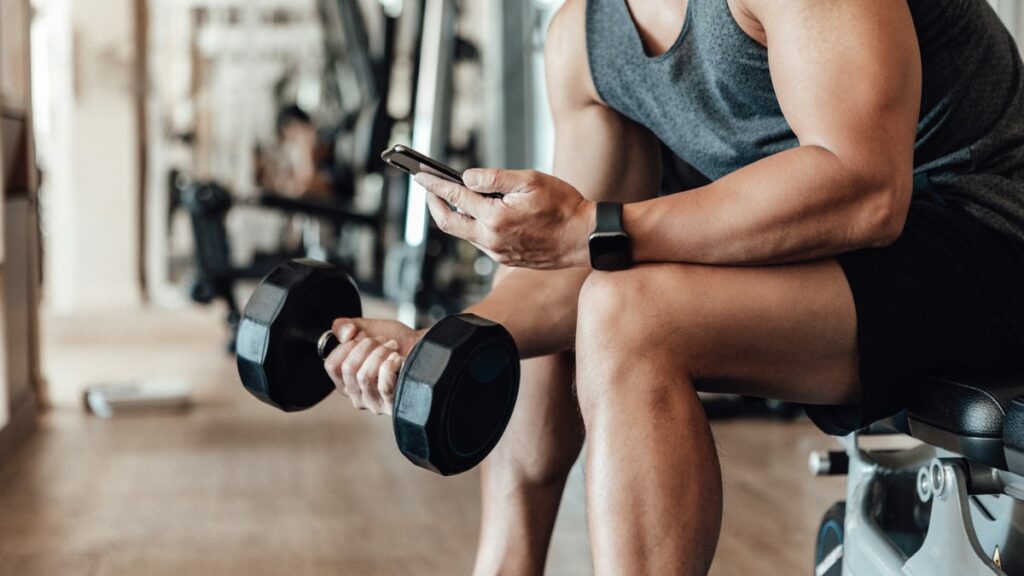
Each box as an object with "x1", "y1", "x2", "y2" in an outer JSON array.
[{"x1": 0, "y1": 303, "x2": 846, "y2": 575}]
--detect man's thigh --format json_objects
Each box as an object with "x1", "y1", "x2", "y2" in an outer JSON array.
[{"x1": 590, "y1": 258, "x2": 860, "y2": 405}]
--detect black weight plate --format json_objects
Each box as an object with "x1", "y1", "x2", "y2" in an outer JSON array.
[
  {"x1": 393, "y1": 314, "x2": 519, "y2": 475},
  {"x1": 237, "y1": 259, "x2": 361, "y2": 411}
]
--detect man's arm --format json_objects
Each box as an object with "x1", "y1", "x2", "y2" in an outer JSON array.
[
  {"x1": 625, "y1": 0, "x2": 921, "y2": 264},
  {"x1": 466, "y1": 0, "x2": 660, "y2": 358}
]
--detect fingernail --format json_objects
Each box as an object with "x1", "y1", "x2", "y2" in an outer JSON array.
[
  {"x1": 337, "y1": 323, "x2": 356, "y2": 342},
  {"x1": 463, "y1": 169, "x2": 481, "y2": 188},
  {"x1": 384, "y1": 339, "x2": 399, "y2": 350}
]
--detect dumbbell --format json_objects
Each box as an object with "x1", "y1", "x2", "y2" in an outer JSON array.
[{"x1": 235, "y1": 258, "x2": 520, "y2": 475}]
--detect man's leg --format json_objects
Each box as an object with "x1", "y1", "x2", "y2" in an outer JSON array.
[
  {"x1": 575, "y1": 260, "x2": 860, "y2": 575},
  {"x1": 473, "y1": 353, "x2": 584, "y2": 576},
  {"x1": 471, "y1": 267, "x2": 586, "y2": 576}
]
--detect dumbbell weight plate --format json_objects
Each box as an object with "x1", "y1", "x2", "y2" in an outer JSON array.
[
  {"x1": 393, "y1": 314, "x2": 520, "y2": 476},
  {"x1": 237, "y1": 259, "x2": 362, "y2": 412}
]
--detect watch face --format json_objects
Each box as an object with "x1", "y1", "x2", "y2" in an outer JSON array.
[{"x1": 589, "y1": 233, "x2": 632, "y2": 271}]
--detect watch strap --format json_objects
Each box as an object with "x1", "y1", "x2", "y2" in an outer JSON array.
[{"x1": 594, "y1": 202, "x2": 625, "y2": 234}]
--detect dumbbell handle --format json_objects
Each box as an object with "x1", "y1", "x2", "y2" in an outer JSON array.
[{"x1": 317, "y1": 330, "x2": 340, "y2": 360}]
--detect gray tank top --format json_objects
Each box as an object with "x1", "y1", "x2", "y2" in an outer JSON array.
[{"x1": 586, "y1": 0, "x2": 1024, "y2": 245}]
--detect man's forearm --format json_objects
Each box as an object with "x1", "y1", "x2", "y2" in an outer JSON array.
[
  {"x1": 625, "y1": 145, "x2": 911, "y2": 266},
  {"x1": 465, "y1": 267, "x2": 589, "y2": 359}
]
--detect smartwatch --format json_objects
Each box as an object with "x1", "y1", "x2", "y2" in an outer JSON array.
[{"x1": 588, "y1": 202, "x2": 633, "y2": 271}]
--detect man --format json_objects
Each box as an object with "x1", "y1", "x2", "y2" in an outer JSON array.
[
  {"x1": 258, "y1": 105, "x2": 343, "y2": 200},
  {"x1": 322, "y1": 0, "x2": 1024, "y2": 573}
]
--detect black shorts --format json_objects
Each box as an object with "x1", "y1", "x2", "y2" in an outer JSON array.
[{"x1": 805, "y1": 198, "x2": 1024, "y2": 435}]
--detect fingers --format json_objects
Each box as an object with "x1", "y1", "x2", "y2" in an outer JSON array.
[
  {"x1": 414, "y1": 173, "x2": 496, "y2": 219},
  {"x1": 331, "y1": 318, "x2": 361, "y2": 342},
  {"x1": 339, "y1": 337, "x2": 378, "y2": 409},
  {"x1": 378, "y1": 352, "x2": 403, "y2": 415},
  {"x1": 332, "y1": 317, "x2": 408, "y2": 345},
  {"x1": 324, "y1": 330, "x2": 406, "y2": 415},
  {"x1": 324, "y1": 330, "x2": 368, "y2": 399},
  {"x1": 356, "y1": 339, "x2": 400, "y2": 414},
  {"x1": 462, "y1": 168, "x2": 540, "y2": 194},
  {"x1": 425, "y1": 193, "x2": 482, "y2": 241}
]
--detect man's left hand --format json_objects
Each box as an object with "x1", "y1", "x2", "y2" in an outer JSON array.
[{"x1": 415, "y1": 169, "x2": 595, "y2": 270}]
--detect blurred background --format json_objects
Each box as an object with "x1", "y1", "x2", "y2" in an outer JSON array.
[{"x1": 0, "y1": 0, "x2": 1021, "y2": 574}]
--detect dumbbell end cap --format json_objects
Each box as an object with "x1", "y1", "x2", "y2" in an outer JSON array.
[{"x1": 393, "y1": 314, "x2": 520, "y2": 476}]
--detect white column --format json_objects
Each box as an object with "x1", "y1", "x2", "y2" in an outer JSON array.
[{"x1": 43, "y1": 0, "x2": 142, "y2": 313}]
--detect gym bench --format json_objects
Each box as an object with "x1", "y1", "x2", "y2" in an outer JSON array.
[{"x1": 812, "y1": 372, "x2": 1024, "y2": 575}]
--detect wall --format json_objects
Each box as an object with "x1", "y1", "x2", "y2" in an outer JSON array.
[
  {"x1": 40, "y1": 0, "x2": 142, "y2": 314},
  {"x1": 0, "y1": 0, "x2": 42, "y2": 461}
]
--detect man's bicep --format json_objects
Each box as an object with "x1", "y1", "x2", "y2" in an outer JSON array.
[
  {"x1": 759, "y1": 0, "x2": 920, "y2": 173},
  {"x1": 553, "y1": 105, "x2": 662, "y2": 203},
  {"x1": 544, "y1": 0, "x2": 661, "y2": 203}
]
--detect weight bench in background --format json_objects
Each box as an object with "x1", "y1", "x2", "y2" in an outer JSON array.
[
  {"x1": 181, "y1": 179, "x2": 381, "y2": 352},
  {"x1": 812, "y1": 372, "x2": 1024, "y2": 575}
]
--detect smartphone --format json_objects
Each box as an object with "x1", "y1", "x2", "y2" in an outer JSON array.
[{"x1": 381, "y1": 144, "x2": 465, "y2": 185}]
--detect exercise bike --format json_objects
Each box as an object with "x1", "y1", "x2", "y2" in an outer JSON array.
[{"x1": 811, "y1": 373, "x2": 1024, "y2": 574}]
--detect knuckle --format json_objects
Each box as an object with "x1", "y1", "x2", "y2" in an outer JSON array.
[
  {"x1": 324, "y1": 356, "x2": 340, "y2": 374},
  {"x1": 341, "y1": 360, "x2": 357, "y2": 377},
  {"x1": 358, "y1": 367, "x2": 375, "y2": 387}
]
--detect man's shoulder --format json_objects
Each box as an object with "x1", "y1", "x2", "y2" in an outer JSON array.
[
  {"x1": 546, "y1": 0, "x2": 604, "y2": 109},
  {"x1": 547, "y1": 0, "x2": 586, "y2": 56}
]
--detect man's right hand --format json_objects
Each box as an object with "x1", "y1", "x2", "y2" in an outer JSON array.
[{"x1": 324, "y1": 318, "x2": 424, "y2": 415}]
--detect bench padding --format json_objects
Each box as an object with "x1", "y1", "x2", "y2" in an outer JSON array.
[{"x1": 905, "y1": 374, "x2": 1024, "y2": 470}]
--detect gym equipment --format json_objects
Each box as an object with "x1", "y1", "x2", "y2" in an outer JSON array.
[
  {"x1": 181, "y1": 177, "x2": 377, "y2": 351},
  {"x1": 699, "y1": 393, "x2": 803, "y2": 420},
  {"x1": 389, "y1": 0, "x2": 492, "y2": 326},
  {"x1": 186, "y1": 0, "x2": 422, "y2": 348},
  {"x1": 235, "y1": 258, "x2": 520, "y2": 475},
  {"x1": 809, "y1": 373, "x2": 1024, "y2": 574}
]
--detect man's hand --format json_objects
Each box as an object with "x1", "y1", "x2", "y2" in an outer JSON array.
[
  {"x1": 415, "y1": 169, "x2": 596, "y2": 270},
  {"x1": 323, "y1": 318, "x2": 424, "y2": 415}
]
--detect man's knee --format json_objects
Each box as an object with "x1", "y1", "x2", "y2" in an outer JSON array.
[
  {"x1": 577, "y1": 269, "x2": 653, "y2": 340},
  {"x1": 575, "y1": 267, "x2": 699, "y2": 414},
  {"x1": 577, "y1": 266, "x2": 698, "y2": 347}
]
